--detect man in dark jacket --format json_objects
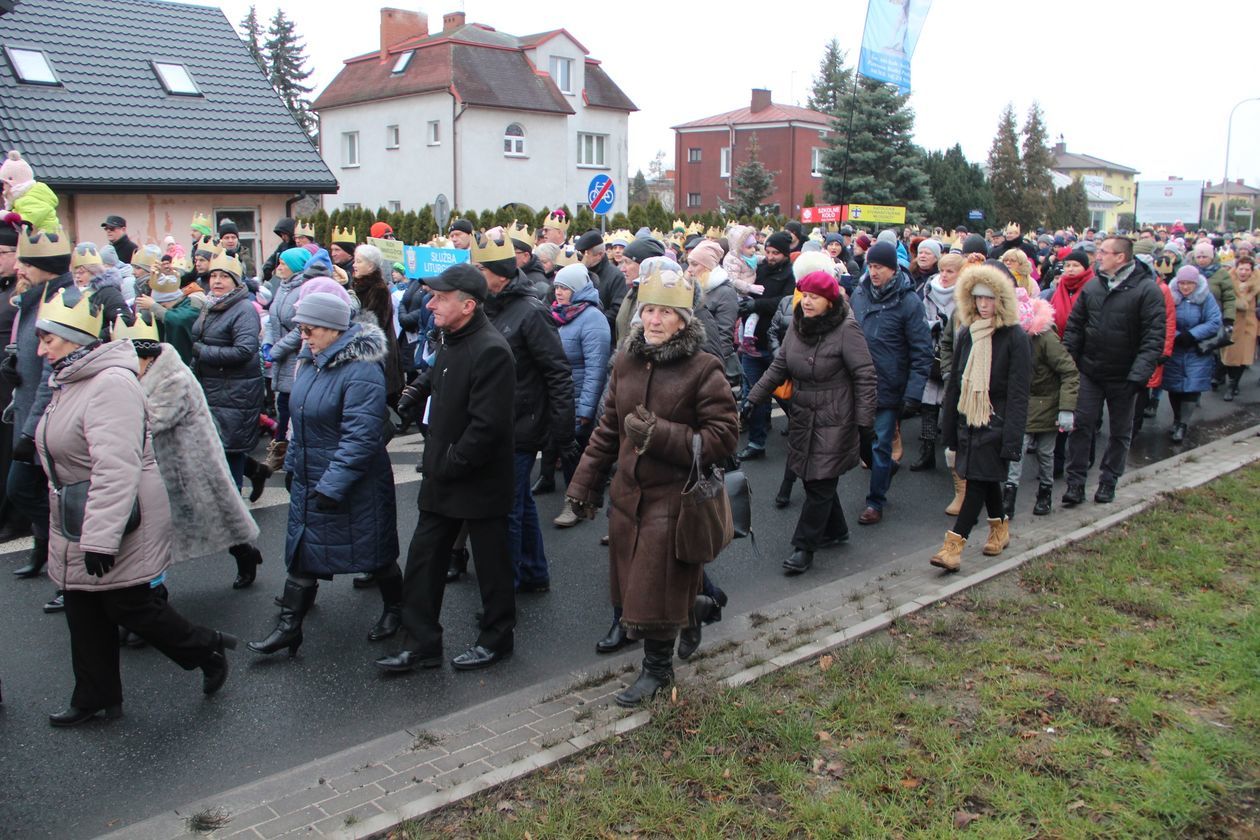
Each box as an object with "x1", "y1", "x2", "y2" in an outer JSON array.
[
  {"x1": 0, "y1": 218, "x2": 28, "y2": 542},
  {"x1": 477, "y1": 234, "x2": 575, "y2": 592},
  {"x1": 4, "y1": 230, "x2": 74, "y2": 586},
  {"x1": 100, "y1": 215, "x2": 137, "y2": 264},
  {"x1": 377, "y1": 263, "x2": 518, "y2": 673},
  {"x1": 849, "y1": 241, "x2": 933, "y2": 524},
  {"x1": 1061, "y1": 236, "x2": 1166, "y2": 505},
  {"x1": 737, "y1": 231, "x2": 796, "y2": 460},
  {"x1": 988, "y1": 222, "x2": 1038, "y2": 263},
  {"x1": 575, "y1": 230, "x2": 626, "y2": 341},
  {"x1": 510, "y1": 226, "x2": 550, "y2": 301}
]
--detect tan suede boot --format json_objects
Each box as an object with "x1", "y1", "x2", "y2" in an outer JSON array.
[
  {"x1": 929, "y1": 531, "x2": 966, "y2": 572},
  {"x1": 264, "y1": 440, "x2": 288, "y2": 472},
  {"x1": 945, "y1": 470, "x2": 966, "y2": 516},
  {"x1": 982, "y1": 517, "x2": 1010, "y2": 556}
]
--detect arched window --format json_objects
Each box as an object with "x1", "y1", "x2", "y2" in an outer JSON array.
[{"x1": 503, "y1": 123, "x2": 526, "y2": 156}]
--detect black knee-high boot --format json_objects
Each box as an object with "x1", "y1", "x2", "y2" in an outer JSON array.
[
  {"x1": 228, "y1": 543, "x2": 263, "y2": 590},
  {"x1": 910, "y1": 405, "x2": 938, "y2": 471},
  {"x1": 615, "y1": 638, "x2": 675, "y2": 707},
  {"x1": 248, "y1": 579, "x2": 316, "y2": 657}
]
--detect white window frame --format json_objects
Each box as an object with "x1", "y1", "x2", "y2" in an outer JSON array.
[
  {"x1": 577, "y1": 132, "x2": 607, "y2": 168},
  {"x1": 549, "y1": 55, "x2": 574, "y2": 94},
  {"x1": 386, "y1": 124, "x2": 400, "y2": 150},
  {"x1": 387, "y1": 200, "x2": 401, "y2": 213},
  {"x1": 151, "y1": 61, "x2": 201, "y2": 96},
  {"x1": 811, "y1": 147, "x2": 824, "y2": 178},
  {"x1": 687, "y1": 193, "x2": 701, "y2": 208},
  {"x1": 341, "y1": 131, "x2": 360, "y2": 168},
  {"x1": 391, "y1": 50, "x2": 414, "y2": 74},
  {"x1": 688, "y1": 147, "x2": 702, "y2": 163},
  {"x1": 720, "y1": 147, "x2": 731, "y2": 178},
  {"x1": 5, "y1": 46, "x2": 60, "y2": 86},
  {"x1": 343, "y1": 202, "x2": 362, "y2": 210},
  {"x1": 504, "y1": 123, "x2": 526, "y2": 157},
  {"x1": 427, "y1": 120, "x2": 440, "y2": 146}
]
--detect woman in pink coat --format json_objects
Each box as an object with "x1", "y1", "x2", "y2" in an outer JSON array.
[{"x1": 34, "y1": 287, "x2": 236, "y2": 727}]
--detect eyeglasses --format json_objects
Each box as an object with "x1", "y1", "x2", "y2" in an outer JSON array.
[
  {"x1": 0, "y1": 248, "x2": 15, "y2": 255},
  {"x1": 1097, "y1": 248, "x2": 1117, "y2": 255},
  {"x1": 298, "y1": 325, "x2": 315, "y2": 336}
]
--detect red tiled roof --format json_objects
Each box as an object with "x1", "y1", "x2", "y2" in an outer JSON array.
[{"x1": 672, "y1": 102, "x2": 833, "y2": 130}]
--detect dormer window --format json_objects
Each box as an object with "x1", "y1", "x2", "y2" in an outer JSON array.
[
  {"x1": 391, "y1": 51, "x2": 414, "y2": 74},
  {"x1": 5, "y1": 47, "x2": 59, "y2": 86},
  {"x1": 152, "y1": 62, "x2": 200, "y2": 96}
]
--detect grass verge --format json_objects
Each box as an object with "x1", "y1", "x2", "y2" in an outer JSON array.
[{"x1": 395, "y1": 465, "x2": 1260, "y2": 838}]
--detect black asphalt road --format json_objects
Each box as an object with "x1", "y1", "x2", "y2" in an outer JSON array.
[{"x1": 1, "y1": 383, "x2": 1256, "y2": 839}]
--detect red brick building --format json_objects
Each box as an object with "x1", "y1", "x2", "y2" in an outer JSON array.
[{"x1": 672, "y1": 89, "x2": 833, "y2": 215}]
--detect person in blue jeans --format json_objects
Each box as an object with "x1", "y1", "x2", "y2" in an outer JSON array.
[{"x1": 849, "y1": 241, "x2": 932, "y2": 525}]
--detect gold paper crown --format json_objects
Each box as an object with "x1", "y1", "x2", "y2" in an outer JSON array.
[
  {"x1": 71, "y1": 243, "x2": 103, "y2": 270},
  {"x1": 131, "y1": 247, "x2": 159, "y2": 270},
  {"x1": 685, "y1": 221, "x2": 705, "y2": 237},
  {"x1": 17, "y1": 229, "x2": 72, "y2": 259},
  {"x1": 190, "y1": 212, "x2": 213, "y2": 233},
  {"x1": 636, "y1": 266, "x2": 694, "y2": 310},
  {"x1": 507, "y1": 220, "x2": 534, "y2": 244},
  {"x1": 470, "y1": 232, "x2": 515, "y2": 264},
  {"x1": 38, "y1": 287, "x2": 102, "y2": 338},
  {"x1": 671, "y1": 218, "x2": 687, "y2": 233},
  {"x1": 169, "y1": 255, "x2": 192, "y2": 274},
  {"x1": 152, "y1": 269, "x2": 182, "y2": 295},
  {"x1": 427, "y1": 235, "x2": 453, "y2": 249},
  {"x1": 542, "y1": 211, "x2": 570, "y2": 234},
  {"x1": 194, "y1": 235, "x2": 221, "y2": 258},
  {"x1": 649, "y1": 229, "x2": 665, "y2": 241},
  {"x1": 667, "y1": 232, "x2": 687, "y2": 249},
  {"x1": 607, "y1": 230, "x2": 633, "y2": 247},
  {"x1": 294, "y1": 220, "x2": 316, "y2": 239},
  {"x1": 330, "y1": 226, "x2": 357, "y2": 245},
  {"x1": 1004, "y1": 222, "x2": 1021, "y2": 237},
  {"x1": 704, "y1": 226, "x2": 723, "y2": 240},
  {"x1": 208, "y1": 252, "x2": 243, "y2": 280},
  {"x1": 112, "y1": 310, "x2": 159, "y2": 342},
  {"x1": 553, "y1": 249, "x2": 579, "y2": 267},
  {"x1": 760, "y1": 225, "x2": 774, "y2": 236}
]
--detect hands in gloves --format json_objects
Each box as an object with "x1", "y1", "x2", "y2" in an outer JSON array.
[
  {"x1": 624, "y1": 404, "x2": 656, "y2": 453},
  {"x1": 83, "y1": 551, "x2": 115, "y2": 577},
  {"x1": 1057, "y1": 410, "x2": 1075, "y2": 433}
]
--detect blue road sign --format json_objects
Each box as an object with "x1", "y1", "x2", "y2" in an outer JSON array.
[{"x1": 587, "y1": 174, "x2": 615, "y2": 216}]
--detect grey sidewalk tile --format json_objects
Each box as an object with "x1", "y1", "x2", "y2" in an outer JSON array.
[
  {"x1": 376, "y1": 781, "x2": 440, "y2": 813},
  {"x1": 477, "y1": 727, "x2": 537, "y2": 755},
  {"x1": 326, "y1": 764, "x2": 392, "y2": 793},
  {"x1": 267, "y1": 785, "x2": 334, "y2": 818},
  {"x1": 433, "y1": 759, "x2": 492, "y2": 788},
  {"x1": 222, "y1": 804, "x2": 278, "y2": 831},
  {"x1": 382, "y1": 745, "x2": 447, "y2": 774},
  {"x1": 316, "y1": 783, "x2": 384, "y2": 817},
  {"x1": 430, "y1": 744, "x2": 492, "y2": 773},
  {"x1": 310, "y1": 802, "x2": 382, "y2": 836},
  {"x1": 433, "y1": 725, "x2": 494, "y2": 753},
  {"x1": 253, "y1": 804, "x2": 327, "y2": 839},
  {"x1": 376, "y1": 771, "x2": 428, "y2": 795},
  {"x1": 482, "y1": 708, "x2": 542, "y2": 734}
]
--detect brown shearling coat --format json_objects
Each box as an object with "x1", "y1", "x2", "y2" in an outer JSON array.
[
  {"x1": 567, "y1": 319, "x2": 738, "y2": 637},
  {"x1": 36, "y1": 340, "x2": 174, "y2": 591},
  {"x1": 1221, "y1": 267, "x2": 1260, "y2": 368},
  {"x1": 747, "y1": 299, "x2": 877, "y2": 482}
]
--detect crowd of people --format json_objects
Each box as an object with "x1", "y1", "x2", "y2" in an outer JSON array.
[{"x1": 2, "y1": 144, "x2": 1258, "y2": 720}]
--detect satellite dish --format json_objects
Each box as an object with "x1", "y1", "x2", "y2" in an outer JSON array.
[{"x1": 434, "y1": 194, "x2": 451, "y2": 232}]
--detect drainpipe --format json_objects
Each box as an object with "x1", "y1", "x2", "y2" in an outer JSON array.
[
  {"x1": 451, "y1": 92, "x2": 467, "y2": 210},
  {"x1": 285, "y1": 191, "x2": 307, "y2": 217}
]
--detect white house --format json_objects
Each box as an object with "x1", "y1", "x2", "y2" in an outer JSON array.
[{"x1": 312, "y1": 9, "x2": 637, "y2": 216}]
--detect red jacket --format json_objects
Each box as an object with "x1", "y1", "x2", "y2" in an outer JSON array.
[{"x1": 1147, "y1": 278, "x2": 1176, "y2": 389}]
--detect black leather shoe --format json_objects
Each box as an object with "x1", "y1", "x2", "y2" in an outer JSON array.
[
  {"x1": 201, "y1": 632, "x2": 237, "y2": 696},
  {"x1": 49, "y1": 704, "x2": 122, "y2": 727},
  {"x1": 451, "y1": 644, "x2": 512, "y2": 671},
  {"x1": 596, "y1": 620, "x2": 634, "y2": 653},
  {"x1": 230, "y1": 544, "x2": 263, "y2": 590},
  {"x1": 352, "y1": 572, "x2": 377, "y2": 589},
  {"x1": 531, "y1": 476, "x2": 555, "y2": 495},
  {"x1": 737, "y1": 446, "x2": 766, "y2": 462},
  {"x1": 1061, "y1": 483, "x2": 1085, "y2": 507},
  {"x1": 13, "y1": 537, "x2": 48, "y2": 578},
  {"x1": 1094, "y1": 483, "x2": 1116, "y2": 504},
  {"x1": 516, "y1": 579, "x2": 550, "y2": 594},
  {"x1": 248, "y1": 461, "x2": 272, "y2": 503},
  {"x1": 783, "y1": 549, "x2": 814, "y2": 575},
  {"x1": 368, "y1": 607, "x2": 402, "y2": 641},
  {"x1": 445, "y1": 548, "x2": 469, "y2": 582},
  {"x1": 43, "y1": 592, "x2": 64, "y2": 613},
  {"x1": 375, "y1": 649, "x2": 443, "y2": 672}
]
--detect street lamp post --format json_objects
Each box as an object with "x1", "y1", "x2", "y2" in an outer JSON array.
[{"x1": 1222, "y1": 97, "x2": 1260, "y2": 232}]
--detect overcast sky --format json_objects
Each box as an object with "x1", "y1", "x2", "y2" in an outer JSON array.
[{"x1": 189, "y1": 0, "x2": 1260, "y2": 190}]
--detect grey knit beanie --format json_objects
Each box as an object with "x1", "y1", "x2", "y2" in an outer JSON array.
[{"x1": 295, "y1": 291, "x2": 351, "y2": 331}]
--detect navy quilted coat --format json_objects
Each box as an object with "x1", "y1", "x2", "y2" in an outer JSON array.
[{"x1": 284, "y1": 322, "x2": 398, "y2": 576}]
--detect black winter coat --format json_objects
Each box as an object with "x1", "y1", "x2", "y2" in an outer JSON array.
[
  {"x1": 191, "y1": 285, "x2": 264, "y2": 453},
  {"x1": 484, "y1": 271, "x2": 575, "y2": 451},
  {"x1": 590, "y1": 255, "x2": 627, "y2": 340},
  {"x1": 1062, "y1": 259, "x2": 1166, "y2": 386},
  {"x1": 519, "y1": 255, "x2": 550, "y2": 301},
  {"x1": 941, "y1": 325, "x2": 1032, "y2": 482},
  {"x1": 751, "y1": 258, "x2": 795, "y2": 323},
  {"x1": 416, "y1": 309, "x2": 516, "y2": 518}
]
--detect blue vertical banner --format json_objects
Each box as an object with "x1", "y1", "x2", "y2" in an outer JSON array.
[{"x1": 857, "y1": 0, "x2": 932, "y2": 94}]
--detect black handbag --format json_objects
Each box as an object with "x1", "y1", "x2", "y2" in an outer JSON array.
[
  {"x1": 675, "y1": 433, "x2": 734, "y2": 565},
  {"x1": 43, "y1": 417, "x2": 144, "y2": 543}
]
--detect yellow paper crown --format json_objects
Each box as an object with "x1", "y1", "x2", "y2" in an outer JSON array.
[
  {"x1": 152, "y1": 269, "x2": 182, "y2": 295},
  {"x1": 671, "y1": 218, "x2": 686, "y2": 233},
  {"x1": 169, "y1": 255, "x2": 192, "y2": 275},
  {"x1": 194, "y1": 235, "x2": 221, "y2": 258},
  {"x1": 112, "y1": 310, "x2": 159, "y2": 342},
  {"x1": 294, "y1": 220, "x2": 316, "y2": 239},
  {"x1": 667, "y1": 231, "x2": 687, "y2": 249},
  {"x1": 553, "y1": 249, "x2": 579, "y2": 267},
  {"x1": 131, "y1": 246, "x2": 160, "y2": 270},
  {"x1": 760, "y1": 225, "x2": 773, "y2": 236},
  {"x1": 208, "y1": 252, "x2": 243, "y2": 280},
  {"x1": 471, "y1": 232, "x2": 515, "y2": 264},
  {"x1": 607, "y1": 230, "x2": 633, "y2": 247},
  {"x1": 507, "y1": 220, "x2": 534, "y2": 244},
  {"x1": 331, "y1": 226, "x2": 357, "y2": 245},
  {"x1": 1004, "y1": 221, "x2": 1021, "y2": 237},
  {"x1": 542, "y1": 211, "x2": 569, "y2": 235},
  {"x1": 71, "y1": 243, "x2": 103, "y2": 270},
  {"x1": 636, "y1": 265, "x2": 694, "y2": 310},
  {"x1": 685, "y1": 221, "x2": 705, "y2": 237},
  {"x1": 704, "y1": 226, "x2": 723, "y2": 240},
  {"x1": 427, "y1": 235, "x2": 453, "y2": 249},
  {"x1": 38, "y1": 287, "x2": 102, "y2": 338},
  {"x1": 190, "y1": 212, "x2": 213, "y2": 233},
  {"x1": 18, "y1": 229, "x2": 72, "y2": 259}
]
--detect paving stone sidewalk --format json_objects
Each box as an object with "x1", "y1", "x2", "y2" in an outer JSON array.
[{"x1": 102, "y1": 425, "x2": 1260, "y2": 840}]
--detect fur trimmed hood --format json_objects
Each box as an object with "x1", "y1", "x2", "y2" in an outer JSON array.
[
  {"x1": 626, "y1": 317, "x2": 705, "y2": 364},
  {"x1": 1014, "y1": 287, "x2": 1056, "y2": 336},
  {"x1": 955, "y1": 264, "x2": 1019, "y2": 329},
  {"x1": 305, "y1": 321, "x2": 389, "y2": 370}
]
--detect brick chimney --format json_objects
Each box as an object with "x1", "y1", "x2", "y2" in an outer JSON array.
[
  {"x1": 442, "y1": 11, "x2": 466, "y2": 31},
  {"x1": 379, "y1": 8, "x2": 428, "y2": 60},
  {"x1": 750, "y1": 88, "x2": 771, "y2": 113}
]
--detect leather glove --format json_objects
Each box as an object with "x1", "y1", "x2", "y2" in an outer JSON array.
[
  {"x1": 191, "y1": 341, "x2": 205, "y2": 358},
  {"x1": 737, "y1": 298, "x2": 756, "y2": 318},
  {"x1": 284, "y1": 471, "x2": 293, "y2": 493},
  {"x1": 11, "y1": 434, "x2": 35, "y2": 464},
  {"x1": 557, "y1": 437, "x2": 580, "y2": 462},
  {"x1": 396, "y1": 384, "x2": 421, "y2": 420},
  {"x1": 0, "y1": 352, "x2": 20, "y2": 387},
  {"x1": 565, "y1": 495, "x2": 601, "y2": 520},
  {"x1": 1056, "y1": 410, "x2": 1075, "y2": 434},
  {"x1": 900, "y1": 398, "x2": 921, "y2": 419},
  {"x1": 261, "y1": 343, "x2": 273, "y2": 363},
  {"x1": 313, "y1": 492, "x2": 341, "y2": 513},
  {"x1": 1173, "y1": 331, "x2": 1196, "y2": 349},
  {"x1": 83, "y1": 551, "x2": 116, "y2": 578},
  {"x1": 624, "y1": 404, "x2": 656, "y2": 453}
]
